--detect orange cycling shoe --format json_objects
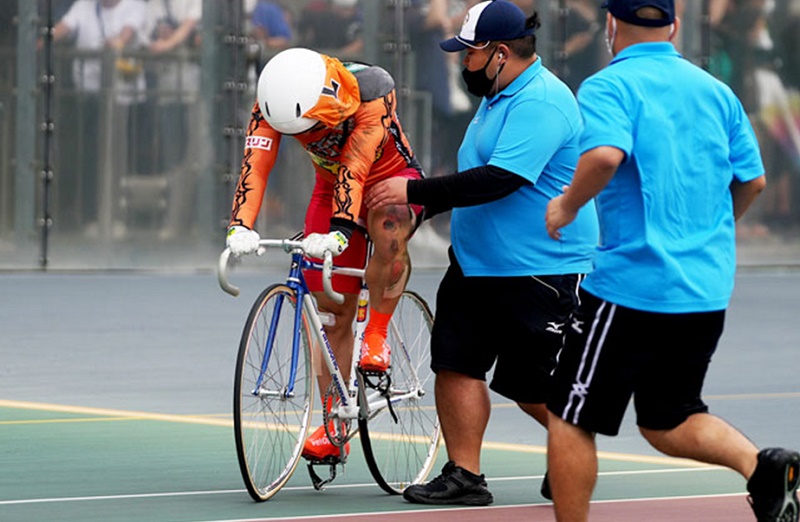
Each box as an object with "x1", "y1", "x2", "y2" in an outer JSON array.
[
  {"x1": 302, "y1": 424, "x2": 349, "y2": 462},
  {"x1": 359, "y1": 332, "x2": 391, "y2": 373}
]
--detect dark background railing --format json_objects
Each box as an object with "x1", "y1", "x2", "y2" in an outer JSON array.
[{"x1": 1, "y1": 0, "x2": 798, "y2": 270}]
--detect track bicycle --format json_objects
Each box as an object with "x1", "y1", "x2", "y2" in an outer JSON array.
[{"x1": 217, "y1": 236, "x2": 441, "y2": 501}]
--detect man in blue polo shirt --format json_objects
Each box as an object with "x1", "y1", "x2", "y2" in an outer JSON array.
[
  {"x1": 367, "y1": 0, "x2": 598, "y2": 505},
  {"x1": 545, "y1": 0, "x2": 800, "y2": 520}
]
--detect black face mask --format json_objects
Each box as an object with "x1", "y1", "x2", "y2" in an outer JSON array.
[{"x1": 461, "y1": 48, "x2": 502, "y2": 98}]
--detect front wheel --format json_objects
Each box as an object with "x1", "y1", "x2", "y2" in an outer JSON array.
[
  {"x1": 233, "y1": 284, "x2": 314, "y2": 501},
  {"x1": 359, "y1": 290, "x2": 441, "y2": 494}
]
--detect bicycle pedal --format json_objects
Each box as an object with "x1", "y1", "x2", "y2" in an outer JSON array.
[
  {"x1": 307, "y1": 461, "x2": 342, "y2": 490},
  {"x1": 359, "y1": 367, "x2": 391, "y2": 386}
]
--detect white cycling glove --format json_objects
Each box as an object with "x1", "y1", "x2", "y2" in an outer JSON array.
[
  {"x1": 301, "y1": 231, "x2": 349, "y2": 258},
  {"x1": 226, "y1": 226, "x2": 261, "y2": 256}
]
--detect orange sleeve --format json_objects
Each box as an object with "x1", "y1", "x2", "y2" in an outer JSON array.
[
  {"x1": 333, "y1": 95, "x2": 394, "y2": 223},
  {"x1": 229, "y1": 102, "x2": 282, "y2": 229}
]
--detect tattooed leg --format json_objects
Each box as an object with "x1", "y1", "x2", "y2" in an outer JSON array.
[{"x1": 365, "y1": 204, "x2": 414, "y2": 315}]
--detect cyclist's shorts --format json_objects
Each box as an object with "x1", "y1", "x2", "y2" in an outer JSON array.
[
  {"x1": 303, "y1": 167, "x2": 424, "y2": 295},
  {"x1": 547, "y1": 288, "x2": 723, "y2": 436}
]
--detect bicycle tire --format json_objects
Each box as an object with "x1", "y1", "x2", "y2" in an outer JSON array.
[
  {"x1": 233, "y1": 283, "x2": 314, "y2": 501},
  {"x1": 359, "y1": 290, "x2": 441, "y2": 494}
]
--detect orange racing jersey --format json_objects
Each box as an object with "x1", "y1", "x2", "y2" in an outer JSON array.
[{"x1": 229, "y1": 58, "x2": 421, "y2": 231}]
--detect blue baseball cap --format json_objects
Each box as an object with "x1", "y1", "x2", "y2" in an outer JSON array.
[
  {"x1": 440, "y1": 0, "x2": 535, "y2": 52},
  {"x1": 602, "y1": 0, "x2": 675, "y2": 27}
]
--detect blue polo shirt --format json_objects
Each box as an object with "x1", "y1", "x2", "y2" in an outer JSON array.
[
  {"x1": 251, "y1": 1, "x2": 293, "y2": 41},
  {"x1": 578, "y1": 43, "x2": 765, "y2": 313},
  {"x1": 451, "y1": 58, "x2": 598, "y2": 277}
]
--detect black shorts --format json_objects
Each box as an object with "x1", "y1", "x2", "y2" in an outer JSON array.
[
  {"x1": 547, "y1": 289, "x2": 725, "y2": 436},
  {"x1": 430, "y1": 247, "x2": 582, "y2": 404}
]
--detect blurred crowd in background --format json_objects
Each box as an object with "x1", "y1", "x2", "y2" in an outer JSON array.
[{"x1": 0, "y1": 0, "x2": 798, "y2": 269}]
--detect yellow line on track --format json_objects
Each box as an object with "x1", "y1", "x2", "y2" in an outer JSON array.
[
  {"x1": 479, "y1": 440, "x2": 714, "y2": 468},
  {"x1": 0, "y1": 416, "x2": 138, "y2": 425},
  {"x1": 0, "y1": 399, "x2": 232, "y2": 428},
  {"x1": 704, "y1": 392, "x2": 800, "y2": 400},
  {"x1": 1, "y1": 399, "x2": 715, "y2": 469}
]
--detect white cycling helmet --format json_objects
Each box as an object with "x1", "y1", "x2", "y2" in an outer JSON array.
[{"x1": 257, "y1": 48, "x2": 326, "y2": 135}]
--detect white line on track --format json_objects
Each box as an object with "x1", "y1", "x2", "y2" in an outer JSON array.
[
  {"x1": 0, "y1": 466, "x2": 733, "y2": 506},
  {"x1": 0, "y1": 398, "x2": 735, "y2": 512},
  {"x1": 98, "y1": 491, "x2": 750, "y2": 522}
]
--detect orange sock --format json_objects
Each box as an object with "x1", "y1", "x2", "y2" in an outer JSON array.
[{"x1": 364, "y1": 308, "x2": 391, "y2": 344}]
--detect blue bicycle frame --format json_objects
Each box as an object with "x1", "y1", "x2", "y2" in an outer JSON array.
[{"x1": 253, "y1": 250, "x2": 355, "y2": 416}]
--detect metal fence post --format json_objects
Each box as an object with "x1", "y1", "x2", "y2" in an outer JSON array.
[
  {"x1": 38, "y1": 0, "x2": 55, "y2": 268},
  {"x1": 14, "y1": 0, "x2": 37, "y2": 249}
]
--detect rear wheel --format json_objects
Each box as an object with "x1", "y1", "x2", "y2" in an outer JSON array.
[
  {"x1": 359, "y1": 290, "x2": 441, "y2": 494},
  {"x1": 233, "y1": 284, "x2": 314, "y2": 501}
]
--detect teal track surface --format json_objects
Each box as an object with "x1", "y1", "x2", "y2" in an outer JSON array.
[{"x1": 1, "y1": 269, "x2": 798, "y2": 521}]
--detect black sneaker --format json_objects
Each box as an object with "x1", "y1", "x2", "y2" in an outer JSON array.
[
  {"x1": 540, "y1": 471, "x2": 552, "y2": 500},
  {"x1": 747, "y1": 447, "x2": 800, "y2": 522},
  {"x1": 402, "y1": 461, "x2": 494, "y2": 505}
]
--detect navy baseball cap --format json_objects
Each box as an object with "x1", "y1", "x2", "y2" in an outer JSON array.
[
  {"x1": 440, "y1": 0, "x2": 535, "y2": 52},
  {"x1": 601, "y1": 0, "x2": 675, "y2": 27}
]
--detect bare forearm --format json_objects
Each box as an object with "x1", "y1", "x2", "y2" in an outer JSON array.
[
  {"x1": 107, "y1": 27, "x2": 135, "y2": 49},
  {"x1": 52, "y1": 22, "x2": 71, "y2": 42},
  {"x1": 158, "y1": 19, "x2": 198, "y2": 51},
  {"x1": 731, "y1": 175, "x2": 766, "y2": 221},
  {"x1": 561, "y1": 146, "x2": 623, "y2": 214}
]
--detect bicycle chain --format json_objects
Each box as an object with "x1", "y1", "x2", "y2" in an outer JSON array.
[{"x1": 322, "y1": 382, "x2": 352, "y2": 447}]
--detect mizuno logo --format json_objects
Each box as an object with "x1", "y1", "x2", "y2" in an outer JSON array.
[
  {"x1": 571, "y1": 318, "x2": 584, "y2": 334},
  {"x1": 546, "y1": 321, "x2": 564, "y2": 334}
]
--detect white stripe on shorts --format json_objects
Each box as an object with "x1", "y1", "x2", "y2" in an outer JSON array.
[{"x1": 562, "y1": 299, "x2": 616, "y2": 425}]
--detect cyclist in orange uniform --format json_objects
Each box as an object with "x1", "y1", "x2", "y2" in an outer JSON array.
[{"x1": 225, "y1": 47, "x2": 425, "y2": 462}]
